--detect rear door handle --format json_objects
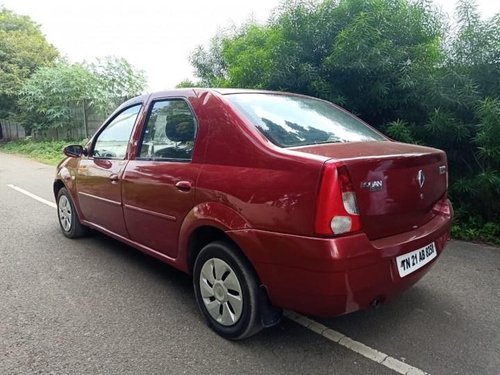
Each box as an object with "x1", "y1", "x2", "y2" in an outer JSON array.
[
  {"x1": 175, "y1": 180, "x2": 192, "y2": 192},
  {"x1": 109, "y1": 174, "x2": 119, "y2": 183}
]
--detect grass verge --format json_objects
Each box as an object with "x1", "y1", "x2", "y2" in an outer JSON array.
[
  {"x1": 451, "y1": 211, "x2": 500, "y2": 246},
  {"x1": 0, "y1": 139, "x2": 83, "y2": 165}
]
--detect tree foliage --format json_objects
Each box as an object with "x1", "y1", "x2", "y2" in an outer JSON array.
[
  {"x1": 0, "y1": 7, "x2": 58, "y2": 118},
  {"x1": 1, "y1": 8, "x2": 147, "y2": 138},
  {"x1": 17, "y1": 57, "x2": 146, "y2": 133},
  {"x1": 176, "y1": 79, "x2": 203, "y2": 88},
  {"x1": 17, "y1": 61, "x2": 95, "y2": 132},
  {"x1": 86, "y1": 56, "x2": 147, "y2": 102},
  {"x1": 188, "y1": 0, "x2": 500, "y2": 241}
]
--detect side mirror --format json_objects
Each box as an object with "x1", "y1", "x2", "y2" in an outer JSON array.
[{"x1": 63, "y1": 144, "x2": 85, "y2": 158}]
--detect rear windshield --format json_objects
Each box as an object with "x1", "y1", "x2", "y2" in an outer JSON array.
[{"x1": 226, "y1": 93, "x2": 385, "y2": 147}]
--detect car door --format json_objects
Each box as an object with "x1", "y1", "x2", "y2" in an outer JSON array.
[
  {"x1": 121, "y1": 98, "x2": 200, "y2": 259},
  {"x1": 76, "y1": 104, "x2": 142, "y2": 237}
]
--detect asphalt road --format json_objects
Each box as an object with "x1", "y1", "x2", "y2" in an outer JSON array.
[{"x1": 1, "y1": 152, "x2": 499, "y2": 375}]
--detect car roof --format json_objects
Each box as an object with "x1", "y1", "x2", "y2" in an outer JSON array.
[
  {"x1": 209, "y1": 88, "x2": 275, "y2": 95},
  {"x1": 121, "y1": 88, "x2": 300, "y2": 108}
]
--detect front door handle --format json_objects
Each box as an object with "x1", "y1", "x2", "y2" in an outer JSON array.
[
  {"x1": 175, "y1": 180, "x2": 192, "y2": 192},
  {"x1": 109, "y1": 174, "x2": 119, "y2": 183}
]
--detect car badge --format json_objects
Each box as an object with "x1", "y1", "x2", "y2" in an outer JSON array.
[
  {"x1": 360, "y1": 180, "x2": 383, "y2": 191},
  {"x1": 417, "y1": 170, "x2": 425, "y2": 188}
]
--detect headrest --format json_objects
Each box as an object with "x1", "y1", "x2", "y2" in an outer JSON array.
[{"x1": 165, "y1": 113, "x2": 195, "y2": 142}]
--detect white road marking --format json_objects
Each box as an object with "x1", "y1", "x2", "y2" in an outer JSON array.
[
  {"x1": 284, "y1": 311, "x2": 427, "y2": 375},
  {"x1": 7, "y1": 184, "x2": 57, "y2": 209},
  {"x1": 6, "y1": 183, "x2": 428, "y2": 374}
]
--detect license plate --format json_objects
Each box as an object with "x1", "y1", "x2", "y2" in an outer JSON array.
[{"x1": 396, "y1": 242, "x2": 437, "y2": 278}]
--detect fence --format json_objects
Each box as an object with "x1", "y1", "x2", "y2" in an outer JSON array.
[
  {"x1": 31, "y1": 101, "x2": 110, "y2": 140},
  {"x1": 1, "y1": 98, "x2": 128, "y2": 141},
  {"x1": 31, "y1": 109, "x2": 107, "y2": 140},
  {"x1": 0, "y1": 120, "x2": 26, "y2": 140},
  {"x1": 1, "y1": 107, "x2": 109, "y2": 141}
]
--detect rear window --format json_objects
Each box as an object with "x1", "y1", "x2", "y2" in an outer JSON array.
[{"x1": 226, "y1": 93, "x2": 385, "y2": 147}]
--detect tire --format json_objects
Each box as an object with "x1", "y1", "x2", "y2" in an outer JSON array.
[
  {"x1": 193, "y1": 241, "x2": 263, "y2": 340},
  {"x1": 57, "y1": 187, "x2": 88, "y2": 238}
]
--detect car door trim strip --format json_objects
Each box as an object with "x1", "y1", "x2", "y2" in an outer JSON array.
[
  {"x1": 78, "y1": 192, "x2": 121, "y2": 206},
  {"x1": 123, "y1": 203, "x2": 177, "y2": 221}
]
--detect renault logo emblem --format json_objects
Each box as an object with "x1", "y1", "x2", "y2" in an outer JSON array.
[{"x1": 417, "y1": 170, "x2": 425, "y2": 188}]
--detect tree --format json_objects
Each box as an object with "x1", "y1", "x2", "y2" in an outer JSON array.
[
  {"x1": 188, "y1": 0, "x2": 500, "y2": 242},
  {"x1": 86, "y1": 56, "x2": 147, "y2": 109},
  {"x1": 176, "y1": 79, "x2": 202, "y2": 88},
  {"x1": 17, "y1": 61, "x2": 97, "y2": 134},
  {"x1": 190, "y1": 0, "x2": 444, "y2": 125},
  {"x1": 0, "y1": 7, "x2": 58, "y2": 118},
  {"x1": 435, "y1": 1, "x2": 499, "y2": 235},
  {"x1": 18, "y1": 57, "x2": 147, "y2": 135},
  {"x1": 189, "y1": 30, "x2": 231, "y2": 87}
]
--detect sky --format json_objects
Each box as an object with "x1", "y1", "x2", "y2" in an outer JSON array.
[{"x1": 2, "y1": 0, "x2": 499, "y2": 91}]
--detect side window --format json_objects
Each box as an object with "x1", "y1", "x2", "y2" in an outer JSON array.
[
  {"x1": 138, "y1": 99, "x2": 196, "y2": 161},
  {"x1": 93, "y1": 104, "x2": 142, "y2": 159}
]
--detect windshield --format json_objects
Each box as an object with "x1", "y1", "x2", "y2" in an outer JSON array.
[{"x1": 226, "y1": 93, "x2": 385, "y2": 147}]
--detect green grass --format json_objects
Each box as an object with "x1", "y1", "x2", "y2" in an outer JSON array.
[
  {"x1": 0, "y1": 139, "x2": 84, "y2": 165},
  {"x1": 451, "y1": 211, "x2": 500, "y2": 246}
]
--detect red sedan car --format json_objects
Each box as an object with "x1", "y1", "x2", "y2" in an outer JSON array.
[{"x1": 55, "y1": 89, "x2": 453, "y2": 339}]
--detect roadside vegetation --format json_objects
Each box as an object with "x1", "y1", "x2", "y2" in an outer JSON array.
[
  {"x1": 181, "y1": 0, "x2": 500, "y2": 244},
  {"x1": 0, "y1": 6, "x2": 146, "y2": 138},
  {"x1": 0, "y1": 139, "x2": 84, "y2": 165}
]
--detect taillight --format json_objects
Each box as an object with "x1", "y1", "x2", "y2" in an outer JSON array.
[
  {"x1": 338, "y1": 166, "x2": 359, "y2": 215},
  {"x1": 432, "y1": 197, "x2": 452, "y2": 216},
  {"x1": 315, "y1": 162, "x2": 361, "y2": 236}
]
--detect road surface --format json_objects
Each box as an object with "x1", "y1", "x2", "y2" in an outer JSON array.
[{"x1": 1, "y1": 152, "x2": 498, "y2": 374}]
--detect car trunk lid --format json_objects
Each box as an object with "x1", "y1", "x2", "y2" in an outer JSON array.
[{"x1": 293, "y1": 141, "x2": 448, "y2": 240}]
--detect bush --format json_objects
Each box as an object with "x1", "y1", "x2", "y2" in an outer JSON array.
[
  {"x1": 187, "y1": 0, "x2": 500, "y2": 244},
  {"x1": 452, "y1": 209, "x2": 500, "y2": 245}
]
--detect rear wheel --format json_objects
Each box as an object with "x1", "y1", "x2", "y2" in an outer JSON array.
[
  {"x1": 57, "y1": 187, "x2": 88, "y2": 238},
  {"x1": 193, "y1": 241, "x2": 263, "y2": 340}
]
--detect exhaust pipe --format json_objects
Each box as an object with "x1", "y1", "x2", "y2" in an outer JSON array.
[{"x1": 371, "y1": 296, "x2": 385, "y2": 308}]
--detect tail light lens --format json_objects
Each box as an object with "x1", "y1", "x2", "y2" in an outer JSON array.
[
  {"x1": 338, "y1": 166, "x2": 359, "y2": 215},
  {"x1": 315, "y1": 162, "x2": 361, "y2": 236},
  {"x1": 432, "y1": 197, "x2": 452, "y2": 216}
]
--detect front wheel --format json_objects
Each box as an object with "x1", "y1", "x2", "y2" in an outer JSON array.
[
  {"x1": 193, "y1": 241, "x2": 263, "y2": 340},
  {"x1": 57, "y1": 187, "x2": 88, "y2": 238}
]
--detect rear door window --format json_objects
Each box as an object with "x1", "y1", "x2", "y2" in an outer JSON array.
[{"x1": 138, "y1": 99, "x2": 197, "y2": 161}]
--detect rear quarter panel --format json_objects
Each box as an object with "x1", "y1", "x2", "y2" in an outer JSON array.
[{"x1": 190, "y1": 91, "x2": 326, "y2": 236}]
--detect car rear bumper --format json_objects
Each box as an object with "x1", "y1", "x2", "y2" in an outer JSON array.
[{"x1": 229, "y1": 201, "x2": 453, "y2": 317}]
